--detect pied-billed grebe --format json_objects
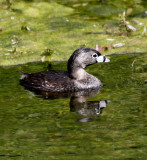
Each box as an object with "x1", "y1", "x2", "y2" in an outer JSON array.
[{"x1": 20, "y1": 47, "x2": 110, "y2": 92}]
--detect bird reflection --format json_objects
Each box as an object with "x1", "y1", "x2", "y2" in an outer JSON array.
[
  {"x1": 21, "y1": 85, "x2": 110, "y2": 122},
  {"x1": 70, "y1": 95, "x2": 110, "y2": 122}
]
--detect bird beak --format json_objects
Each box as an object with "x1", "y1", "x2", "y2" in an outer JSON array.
[{"x1": 96, "y1": 55, "x2": 110, "y2": 63}]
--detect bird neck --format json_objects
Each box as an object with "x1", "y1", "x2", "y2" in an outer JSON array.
[{"x1": 69, "y1": 67, "x2": 87, "y2": 80}]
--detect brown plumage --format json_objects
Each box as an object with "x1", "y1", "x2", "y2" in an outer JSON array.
[{"x1": 20, "y1": 48, "x2": 110, "y2": 93}]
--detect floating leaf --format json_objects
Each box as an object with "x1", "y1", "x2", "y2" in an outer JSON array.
[{"x1": 95, "y1": 43, "x2": 125, "y2": 52}]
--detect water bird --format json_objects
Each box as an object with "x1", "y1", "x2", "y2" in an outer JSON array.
[{"x1": 20, "y1": 48, "x2": 110, "y2": 93}]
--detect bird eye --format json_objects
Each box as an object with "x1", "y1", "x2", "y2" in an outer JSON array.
[{"x1": 92, "y1": 54, "x2": 97, "y2": 58}]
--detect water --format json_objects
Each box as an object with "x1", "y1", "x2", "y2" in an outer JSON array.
[
  {"x1": 0, "y1": 53, "x2": 146, "y2": 159},
  {"x1": 0, "y1": 0, "x2": 146, "y2": 159}
]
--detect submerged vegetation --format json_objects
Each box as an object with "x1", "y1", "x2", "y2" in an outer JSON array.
[{"x1": 0, "y1": 0, "x2": 146, "y2": 65}]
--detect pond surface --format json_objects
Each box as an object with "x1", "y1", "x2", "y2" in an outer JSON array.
[
  {"x1": 0, "y1": 0, "x2": 147, "y2": 65},
  {"x1": 0, "y1": 0, "x2": 147, "y2": 159},
  {"x1": 0, "y1": 53, "x2": 146, "y2": 159}
]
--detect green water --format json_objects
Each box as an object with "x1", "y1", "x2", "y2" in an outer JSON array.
[
  {"x1": 0, "y1": 53, "x2": 147, "y2": 159},
  {"x1": 0, "y1": 0, "x2": 147, "y2": 159}
]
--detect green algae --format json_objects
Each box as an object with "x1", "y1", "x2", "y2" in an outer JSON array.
[{"x1": 0, "y1": 0, "x2": 147, "y2": 66}]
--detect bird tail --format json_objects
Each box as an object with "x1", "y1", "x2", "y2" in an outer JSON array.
[{"x1": 19, "y1": 71, "x2": 29, "y2": 80}]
